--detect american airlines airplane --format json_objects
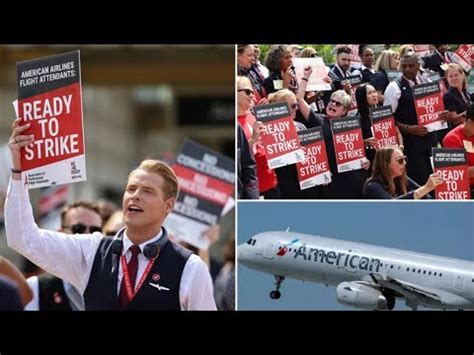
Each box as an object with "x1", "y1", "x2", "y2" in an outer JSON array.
[{"x1": 238, "y1": 231, "x2": 474, "y2": 310}]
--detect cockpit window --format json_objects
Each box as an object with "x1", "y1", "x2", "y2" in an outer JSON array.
[
  {"x1": 246, "y1": 238, "x2": 257, "y2": 246},
  {"x1": 252, "y1": 239, "x2": 256, "y2": 246}
]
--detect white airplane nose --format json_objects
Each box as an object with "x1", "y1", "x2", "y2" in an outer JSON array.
[{"x1": 238, "y1": 244, "x2": 251, "y2": 265}]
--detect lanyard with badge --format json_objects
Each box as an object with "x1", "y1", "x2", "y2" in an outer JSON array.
[{"x1": 120, "y1": 253, "x2": 157, "y2": 302}]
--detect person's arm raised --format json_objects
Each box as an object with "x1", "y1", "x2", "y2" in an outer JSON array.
[
  {"x1": 296, "y1": 65, "x2": 312, "y2": 120},
  {"x1": 5, "y1": 117, "x2": 102, "y2": 294}
]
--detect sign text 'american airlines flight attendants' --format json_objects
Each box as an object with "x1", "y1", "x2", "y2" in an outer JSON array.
[
  {"x1": 17, "y1": 50, "x2": 86, "y2": 189},
  {"x1": 433, "y1": 148, "x2": 470, "y2": 200},
  {"x1": 296, "y1": 127, "x2": 331, "y2": 190},
  {"x1": 331, "y1": 115, "x2": 366, "y2": 173},
  {"x1": 413, "y1": 82, "x2": 448, "y2": 133},
  {"x1": 369, "y1": 106, "x2": 399, "y2": 149},
  {"x1": 165, "y1": 140, "x2": 235, "y2": 250},
  {"x1": 253, "y1": 102, "x2": 305, "y2": 169}
]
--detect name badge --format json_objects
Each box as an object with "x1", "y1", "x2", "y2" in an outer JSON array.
[
  {"x1": 463, "y1": 140, "x2": 474, "y2": 153},
  {"x1": 273, "y1": 80, "x2": 283, "y2": 90}
]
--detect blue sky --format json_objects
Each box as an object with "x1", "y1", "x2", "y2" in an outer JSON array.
[{"x1": 237, "y1": 201, "x2": 474, "y2": 310}]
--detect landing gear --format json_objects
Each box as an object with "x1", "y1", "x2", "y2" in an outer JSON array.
[
  {"x1": 269, "y1": 275, "x2": 285, "y2": 300},
  {"x1": 270, "y1": 290, "x2": 281, "y2": 299}
]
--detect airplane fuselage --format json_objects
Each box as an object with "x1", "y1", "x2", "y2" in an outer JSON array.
[{"x1": 239, "y1": 231, "x2": 474, "y2": 309}]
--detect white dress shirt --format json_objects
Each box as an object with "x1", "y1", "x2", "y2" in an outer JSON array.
[
  {"x1": 5, "y1": 179, "x2": 216, "y2": 310},
  {"x1": 383, "y1": 75, "x2": 430, "y2": 113}
]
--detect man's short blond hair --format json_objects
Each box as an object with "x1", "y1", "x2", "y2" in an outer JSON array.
[{"x1": 129, "y1": 159, "x2": 179, "y2": 200}]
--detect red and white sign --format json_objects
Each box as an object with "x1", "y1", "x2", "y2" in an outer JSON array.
[
  {"x1": 433, "y1": 148, "x2": 470, "y2": 200},
  {"x1": 331, "y1": 116, "x2": 366, "y2": 173},
  {"x1": 413, "y1": 45, "x2": 431, "y2": 58},
  {"x1": 296, "y1": 127, "x2": 331, "y2": 190},
  {"x1": 293, "y1": 57, "x2": 331, "y2": 91},
  {"x1": 165, "y1": 140, "x2": 235, "y2": 250},
  {"x1": 452, "y1": 44, "x2": 474, "y2": 72},
  {"x1": 413, "y1": 82, "x2": 447, "y2": 132},
  {"x1": 370, "y1": 106, "x2": 399, "y2": 149},
  {"x1": 17, "y1": 51, "x2": 86, "y2": 189},
  {"x1": 346, "y1": 75, "x2": 362, "y2": 114},
  {"x1": 253, "y1": 102, "x2": 304, "y2": 169}
]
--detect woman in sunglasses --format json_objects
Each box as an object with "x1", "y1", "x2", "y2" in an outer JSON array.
[
  {"x1": 297, "y1": 66, "x2": 370, "y2": 199},
  {"x1": 237, "y1": 76, "x2": 281, "y2": 199},
  {"x1": 363, "y1": 146, "x2": 443, "y2": 199}
]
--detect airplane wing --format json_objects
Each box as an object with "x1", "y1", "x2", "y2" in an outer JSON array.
[
  {"x1": 374, "y1": 277, "x2": 444, "y2": 309},
  {"x1": 359, "y1": 273, "x2": 470, "y2": 310}
]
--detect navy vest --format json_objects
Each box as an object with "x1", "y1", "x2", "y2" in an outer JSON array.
[
  {"x1": 84, "y1": 231, "x2": 192, "y2": 310},
  {"x1": 38, "y1": 274, "x2": 72, "y2": 311},
  {"x1": 394, "y1": 77, "x2": 437, "y2": 147}
]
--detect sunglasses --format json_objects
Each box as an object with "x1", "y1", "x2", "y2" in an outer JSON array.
[
  {"x1": 289, "y1": 103, "x2": 299, "y2": 110},
  {"x1": 330, "y1": 99, "x2": 344, "y2": 107},
  {"x1": 395, "y1": 156, "x2": 408, "y2": 165},
  {"x1": 64, "y1": 223, "x2": 102, "y2": 234},
  {"x1": 238, "y1": 89, "x2": 254, "y2": 96}
]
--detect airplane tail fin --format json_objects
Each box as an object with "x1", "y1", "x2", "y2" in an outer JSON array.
[{"x1": 285, "y1": 227, "x2": 290, "y2": 232}]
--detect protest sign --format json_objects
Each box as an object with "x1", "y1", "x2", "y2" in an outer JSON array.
[
  {"x1": 293, "y1": 57, "x2": 331, "y2": 91},
  {"x1": 370, "y1": 106, "x2": 399, "y2": 149},
  {"x1": 433, "y1": 148, "x2": 470, "y2": 200},
  {"x1": 165, "y1": 140, "x2": 235, "y2": 250},
  {"x1": 253, "y1": 102, "x2": 304, "y2": 169},
  {"x1": 17, "y1": 51, "x2": 85, "y2": 189},
  {"x1": 413, "y1": 82, "x2": 448, "y2": 132},
  {"x1": 296, "y1": 127, "x2": 331, "y2": 190},
  {"x1": 331, "y1": 116, "x2": 366, "y2": 173}
]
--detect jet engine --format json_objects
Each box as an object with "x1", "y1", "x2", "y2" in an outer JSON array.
[{"x1": 336, "y1": 282, "x2": 391, "y2": 310}]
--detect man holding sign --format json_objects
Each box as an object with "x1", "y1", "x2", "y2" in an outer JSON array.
[
  {"x1": 384, "y1": 53, "x2": 449, "y2": 186},
  {"x1": 5, "y1": 52, "x2": 215, "y2": 310},
  {"x1": 5, "y1": 140, "x2": 216, "y2": 310}
]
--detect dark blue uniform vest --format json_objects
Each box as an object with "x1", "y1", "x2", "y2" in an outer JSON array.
[
  {"x1": 393, "y1": 77, "x2": 438, "y2": 185},
  {"x1": 84, "y1": 230, "x2": 192, "y2": 310},
  {"x1": 38, "y1": 274, "x2": 72, "y2": 311},
  {"x1": 393, "y1": 77, "x2": 437, "y2": 147}
]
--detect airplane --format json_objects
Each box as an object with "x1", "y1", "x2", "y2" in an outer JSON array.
[{"x1": 238, "y1": 231, "x2": 474, "y2": 310}]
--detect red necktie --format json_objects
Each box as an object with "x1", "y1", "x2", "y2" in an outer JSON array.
[{"x1": 118, "y1": 245, "x2": 141, "y2": 308}]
